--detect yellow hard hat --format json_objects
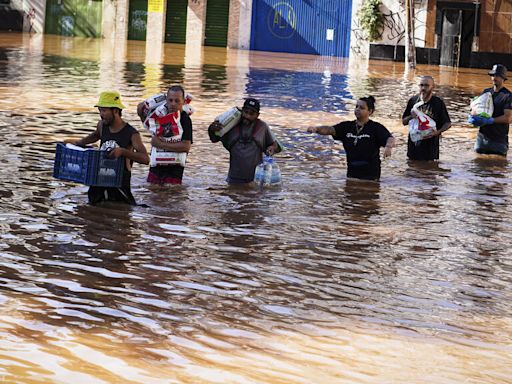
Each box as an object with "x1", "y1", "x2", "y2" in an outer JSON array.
[{"x1": 94, "y1": 90, "x2": 126, "y2": 109}]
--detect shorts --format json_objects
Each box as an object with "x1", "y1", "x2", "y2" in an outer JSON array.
[
  {"x1": 347, "y1": 160, "x2": 381, "y2": 181},
  {"x1": 147, "y1": 166, "x2": 183, "y2": 185},
  {"x1": 88, "y1": 186, "x2": 136, "y2": 205}
]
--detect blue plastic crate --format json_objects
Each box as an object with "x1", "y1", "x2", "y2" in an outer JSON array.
[{"x1": 53, "y1": 143, "x2": 124, "y2": 187}]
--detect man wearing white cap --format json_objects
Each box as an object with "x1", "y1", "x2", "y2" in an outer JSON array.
[{"x1": 469, "y1": 64, "x2": 512, "y2": 156}]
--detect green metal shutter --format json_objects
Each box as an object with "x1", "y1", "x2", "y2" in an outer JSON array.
[
  {"x1": 128, "y1": 0, "x2": 148, "y2": 41},
  {"x1": 165, "y1": 0, "x2": 188, "y2": 43},
  {"x1": 45, "y1": 0, "x2": 102, "y2": 37},
  {"x1": 204, "y1": 0, "x2": 230, "y2": 47},
  {"x1": 45, "y1": 0, "x2": 65, "y2": 35},
  {"x1": 74, "y1": 0, "x2": 102, "y2": 37}
]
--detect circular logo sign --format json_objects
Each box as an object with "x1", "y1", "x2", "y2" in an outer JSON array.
[{"x1": 267, "y1": 2, "x2": 296, "y2": 39}]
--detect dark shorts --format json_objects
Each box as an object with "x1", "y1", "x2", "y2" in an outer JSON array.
[
  {"x1": 147, "y1": 166, "x2": 183, "y2": 185},
  {"x1": 347, "y1": 161, "x2": 381, "y2": 181},
  {"x1": 475, "y1": 133, "x2": 508, "y2": 156},
  {"x1": 88, "y1": 186, "x2": 136, "y2": 205}
]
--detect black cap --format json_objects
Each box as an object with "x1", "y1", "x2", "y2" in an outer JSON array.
[
  {"x1": 488, "y1": 64, "x2": 508, "y2": 80},
  {"x1": 243, "y1": 98, "x2": 260, "y2": 113}
]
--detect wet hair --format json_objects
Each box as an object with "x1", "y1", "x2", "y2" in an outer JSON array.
[
  {"x1": 167, "y1": 85, "x2": 185, "y2": 98},
  {"x1": 359, "y1": 96, "x2": 376, "y2": 112}
]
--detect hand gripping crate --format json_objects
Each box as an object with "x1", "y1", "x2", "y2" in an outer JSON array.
[{"x1": 53, "y1": 143, "x2": 124, "y2": 187}]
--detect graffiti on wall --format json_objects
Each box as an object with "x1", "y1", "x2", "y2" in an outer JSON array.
[
  {"x1": 267, "y1": 2, "x2": 296, "y2": 39},
  {"x1": 131, "y1": 10, "x2": 147, "y2": 32},
  {"x1": 351, "y1": 0, "x2": 427, "y2": 56}
]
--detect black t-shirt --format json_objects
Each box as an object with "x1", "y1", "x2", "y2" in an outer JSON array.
[
  {"x1": 332, "y1": 120, "x2": 392, "y2": 180},
  {"x1": 402, "y1": 95, "x2": 451, "y2": 160},
  {"x1": 88, "y1": 122, "x2": 139, "y2": 205},
  {"x1": 149, "y1": 112, "x2": 193, "y2": 180},
  {"x1": 99, "y1": 122, "x2": 139, "y2": 185},
  {"x1": 479, "y1": 87, "x2": 512, "y2": 144}
]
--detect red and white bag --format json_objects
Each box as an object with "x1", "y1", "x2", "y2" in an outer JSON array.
[
  {"x1": 143, "y1": 103, "x2": 188, "y2": 167},
  {"x1": 408, "y1": 100, "x2": 437, "y2": 143}
]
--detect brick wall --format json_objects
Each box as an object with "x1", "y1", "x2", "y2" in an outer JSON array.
[{"x1": 479, "y1": 0, "x2": 512, "y2": 53}]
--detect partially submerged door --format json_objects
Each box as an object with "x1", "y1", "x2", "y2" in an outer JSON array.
[{"x1": 440, "y1": 9, "x2": 462, "y2": 66}]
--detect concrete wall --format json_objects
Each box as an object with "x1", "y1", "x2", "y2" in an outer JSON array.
[
  {"x1": 9, "y1": 0, "x2": 46, "y2": 33},
  {"x1": 350, "y1": 0, "x2": 367, "y2": 57},
  {"x1": 351, "y1": 0, "x2": 428, "y2": 58},
  {"x1": 479, "y1": 0, "x2": 512, "y2": 53}
]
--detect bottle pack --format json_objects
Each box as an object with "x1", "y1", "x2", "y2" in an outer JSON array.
[
  {"x1": 254, "y1": 156, "x2": 281, "y2": 187},
  {"x1": 214, "y1": 107, "x2": 242, "y2": 137}
]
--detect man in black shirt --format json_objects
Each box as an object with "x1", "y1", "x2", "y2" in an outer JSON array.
[
  {"x1": 469, "y1": 64, "x2": 512, "y2": 156},
  {"x1": 402, "y1": 76, "x2": 451, "y2": 161},
  {"x1": 66, "y1": 91, "x2": 149, "y2": 204}
]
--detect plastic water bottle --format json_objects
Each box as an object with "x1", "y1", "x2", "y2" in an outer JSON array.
[
  {"x1": 263, "y1": 157, "x2": 272, "y2": 186},
  {"x1": 270, "y1": 160, "x2": 281, "y2": 185},
  {"x1": 254, "y1": 161, "x2": 265, "y2": 186}
]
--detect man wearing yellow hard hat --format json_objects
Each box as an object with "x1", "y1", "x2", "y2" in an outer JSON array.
[{"x1": 66, "y1": 91, "x2": 149, "y2": 205}]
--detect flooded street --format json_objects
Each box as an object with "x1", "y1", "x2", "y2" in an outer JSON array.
[{"x1": 0, "y1": 32, "x2": 512, "y2": 383}]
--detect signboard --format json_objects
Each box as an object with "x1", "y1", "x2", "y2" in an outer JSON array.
[{"x1": 148, "y1": 0, "x2": 164, "y2": 13}]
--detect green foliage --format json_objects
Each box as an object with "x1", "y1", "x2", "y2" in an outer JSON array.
[{"x1": 358, "y1": 0, "x2": 385, "y2": 42}]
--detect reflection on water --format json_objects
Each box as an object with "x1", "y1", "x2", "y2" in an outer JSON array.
[{"x1": 0, "y1": 33, "x2": 511, "y2": 383}]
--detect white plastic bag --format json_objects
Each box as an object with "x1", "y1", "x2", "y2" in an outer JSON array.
[
  {"x1": 408, "y1": 101, "x2": 437, "y2": 143},
  {"x1": 470, "y1": 92, "x2": 493, "y2": 118},
  {"x1": 150, "y1": 147, "x2": 187, "y2": 167}
]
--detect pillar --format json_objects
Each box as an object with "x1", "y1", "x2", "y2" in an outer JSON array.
[
  {"x1": 185, "y1": 0, "x2": 207, "y2": 66},
  {"x1": 145, "y1": 0, "x2": 167, "y2": 63},
  {"x1": 102, "y1": 0, "x2": 129, "y2": 40},
  {"x1": 11, "y1": 0, "x2": 45, "y2": 33},
  {"x1": 228, "y1": 0, "x2": 252, "y2": 50}
]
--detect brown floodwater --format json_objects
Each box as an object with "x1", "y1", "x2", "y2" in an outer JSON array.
[{"x1": 0, "y1": 33, "x2": 511, "y2": 383}]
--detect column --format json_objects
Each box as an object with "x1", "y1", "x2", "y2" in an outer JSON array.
[
  {"x1": 146, "y1": 0, "x2": 166, "y2": 45},
  {"x1": 227, "y1": 0, "x2": 252, "y2": 50},
  {"x1": 13, "y1": 0, "x2": 46, "y2": 33},
  {"x1": 141, "y1": 0, "x2": 166, "y2": 96},
  {"x1": 102, "y1": 0, "x2": 129, "y2": 40},
  {"x1": 99, "y1": 0, "x2": 128, "y2": 91},
  {"x1": 185, "y1": 0, "x2": 207, "y2": 67}
]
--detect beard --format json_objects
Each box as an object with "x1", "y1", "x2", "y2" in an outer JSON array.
[
  {"x1": 241, "y1": 117, "x2": 252, "y2": 126},
  {"x1": 420, "y1": 91, "x2": 431, "y2": 101}
]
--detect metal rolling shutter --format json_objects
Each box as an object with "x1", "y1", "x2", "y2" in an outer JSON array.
[
  {"x1": 165, "y1": 0, "x2": 188, "y2": 43},
  {"x1": 204, "y1": 0, "x2": 230, "y2": 47}
]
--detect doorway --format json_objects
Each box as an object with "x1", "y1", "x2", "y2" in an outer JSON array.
[{"x1": 438, "y1": 2, "x2": 477, "y2": 67}]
